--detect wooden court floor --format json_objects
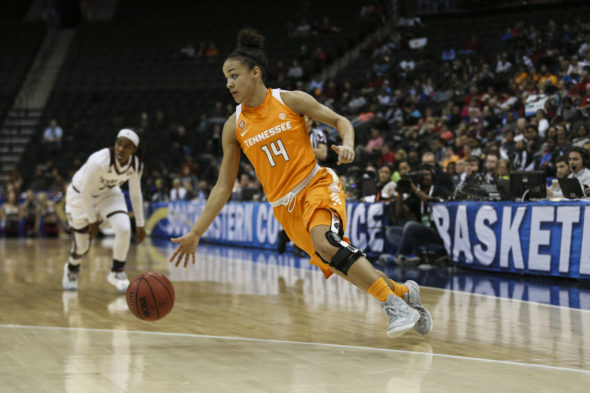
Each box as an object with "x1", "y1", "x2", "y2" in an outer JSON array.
[{"x1": 0, "y1": 237, "x2": 589, "y2": 393}]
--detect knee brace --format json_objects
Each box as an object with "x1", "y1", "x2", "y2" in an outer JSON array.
[{"x1": 316, "y1": 210, "x2": 365, "y2": 275}]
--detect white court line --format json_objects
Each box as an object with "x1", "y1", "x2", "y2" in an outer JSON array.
[
  {"x1": 2, "y1": 323, "x2": 589, "y2": 375},
  {"x1": 424, "y1": 285, "x2": 590, "y2": 313}
]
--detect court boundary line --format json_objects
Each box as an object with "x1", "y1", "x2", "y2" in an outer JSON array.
[
  {"x1": 2, "y1": 323, "x2": 589, "y2": 375},
  {"x1": 424, "y1": 285, "x2": 590, "y2": 313}
]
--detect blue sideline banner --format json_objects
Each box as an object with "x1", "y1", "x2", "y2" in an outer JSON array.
[
  {"x1": 145, "y1": 201, "x2": 387, "y2": 257},
  {"x1": 431, "y1": 201, "x2": 590, "y2": 279}
]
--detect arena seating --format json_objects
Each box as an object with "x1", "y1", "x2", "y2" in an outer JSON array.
[
  {"x1": 19, "y1": 0, "x2": 383, "y2": 180},
  {"x1": 0, "y1": 21, "x2": 46, "y2": 130}
]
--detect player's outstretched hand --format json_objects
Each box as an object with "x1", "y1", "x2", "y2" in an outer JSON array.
[
  {"x1": 331, "y1": 145, "x2": 355, "y2": 165},
  {"x1": 170, "y1": 231, "x2": 201, "y2": 267}
]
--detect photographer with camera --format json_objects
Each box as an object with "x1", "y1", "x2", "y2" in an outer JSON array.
[
  {"x1": 384, "y1": 164, "x2": 450, "y2": 266},
  {"x1": 422, "y1": 151, "x2": 454, "y2": 195}
]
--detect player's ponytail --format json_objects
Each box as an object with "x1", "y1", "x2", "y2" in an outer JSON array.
[{"x1": 227, "y1": 28, "x2": 268, "y2": 82}]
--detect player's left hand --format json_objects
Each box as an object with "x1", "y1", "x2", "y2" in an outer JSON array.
[
  {"x1": 136, "y1": 226, "x2": 146, "y2": 244},
  {"x1": 331, "y1": 145, "x2": 355, "y2": 165},
  {"x1": 170, "y1": 231, "x2": 201, "y2": 267}
]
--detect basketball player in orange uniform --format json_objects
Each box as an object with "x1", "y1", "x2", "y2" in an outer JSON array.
[{"x1": 170, "y1": 29, "x2": 432, "y2": 339}]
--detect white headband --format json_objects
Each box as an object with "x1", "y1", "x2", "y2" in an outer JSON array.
[{"x1": 117, "y1": 129, "x2": 140, "y2": 146}]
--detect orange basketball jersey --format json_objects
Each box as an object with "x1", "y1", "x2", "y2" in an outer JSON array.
[{"x1": 235, "y1": 89, "x2": 317, "y2": 202}]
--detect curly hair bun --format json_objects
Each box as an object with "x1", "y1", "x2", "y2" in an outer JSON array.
[{"x1": 237, "y1": 28, "x2": 265, "y2": 50}]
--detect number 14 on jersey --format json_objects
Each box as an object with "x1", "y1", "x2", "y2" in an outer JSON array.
[{"x1": 261, "y1": 139, "x2": 290, "y2": 167}]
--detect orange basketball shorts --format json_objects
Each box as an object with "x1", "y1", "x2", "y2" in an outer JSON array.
[{"x1": 272, "y1": 167, "x2": 349, "y2": 279}]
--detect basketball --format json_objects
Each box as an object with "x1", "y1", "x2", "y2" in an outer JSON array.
[{"x1": 126, "y1": 272, "x2": 175, "y2": 321}]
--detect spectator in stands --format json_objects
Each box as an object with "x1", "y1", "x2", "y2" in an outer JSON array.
[
  {"x1": 0, "y1": 191, "x2": 20, "y2": 237},
  {"x1": 377, "y1": 142, "x2": 396, "y2": 167},
  {"x1": 294, "y1": 19, "x2": 311, "y2": 36},
  {"x1": 568, "y1": 146, "x2": 590, "y2": 196},
  {"x1": 572, "y1": 123, "x2": 590, "y2": 147},
  {"x1": 524, "y1": 125, "x2": 542, "y2": 156},
  {"x1": 311, "y1": 47, "x2": 327, "y2": 72},
  {"x1": 535, "y1": 109, "x2": 550, "y2": 138},
  {"x1": 440, "y1": 145, "x2": 458, "y2": 170},
  {"x1": 373, "y1": 164, "x2": 395, "y2": 200},
  {"x1": 138, "y1": 111, "x2": 150, "y2": 134},
  {"x1": 568, "y1": 55, "x2": 582, "y2": 75},
  {"x1": 392, "y1": 159, "x2": 411, "y2": 183},
  {"x1": 539, "y1": 65, "x2": 557, "y2": 87},
  {"x1": 180, "y1": 164, "x2": 199, "y2": 193},
  {"x1": 308, "y1": 77, "x2": 324, "y2": 97},
  {"x1": 6, "y1": 170, "x2": 23, "y2": 196},
  {"x1": 287, "y1": 60, "x2": 304, "y2": 80},
  {"x1": 169, "y1": 178, "x2": 187, "y2": 201},
  {"x1": 183, "y1": 180, "x2": 197, "y2": 201},
  {"x1": 273, "y1": 60, "x2": 288, "y2": 82},
  {"x1": 355, "y1": 128, "x2": 383, "y2": 164},
  {"x1": 558, "y1": 96, "x2": 578, "y2": 123},
  {"x1": 483, "y1": 152, "x2": 499, "y2": 184},
  {"x1": 318, "y1": 16, "x2": 340, "y2": 34},
  {"x1": 35, "y1": 192, "x2": 59, "y2": 237},
  {"x1": 441, "y1": 48, "x2": 455, "y2": 62},
  {"x1": 461, "y1": 35, "x2": 480, "y2": 55},
  {"x1": 454, "y1": 155, "x2": 483, "y2": 199},
  {"x1": 537, "y1": 137, "x2": 556, "y2": 172},
  {"x1": 513, "y1": 134, "x2": 534, "y2": 171},
  {"x1": 194, "y1": 179, "x2": 211, "y2": 201},
  {"x1": 204, "y1": 42, "x2": 220, "y2": 60},
  {"x1": 546, "y1": 155, "x2": 571, "y2": 198},
  {"x1": 554, "y1": 126, "x2": 570, "y2": 158},
  {"x1": 19, "y1": 189, "x2": 37, "y2": 237},
  {"x1": 497, "y1": 159, "x2": 512, "y2": 180},
  {"x1": 232, "y1": 173, "x2": 254, "y2": 201},
  {"x1": 171, "y1": 125, "x2": 192, "y2": 159},
  {"x1": 431, "y1": 137, "x2": 446, "y2": 163},
  {"x1": 207, "y1": 123, "x2": 223, "y2": 157},
  {"x1": 180, "y1": 43, "x2": 196, "y2": 60},
  {"x1": 42, "y1": 119, "x2": 63, "y2": 152},
  {"x1": 578, "y1": 84, "x2": 590, "y2": 113},
  {"x1": 496, "y1": 53, "x2": 512, "y2": 74},
  {"x1": 150, "y1": 178, "x2": 169, "y2": 203}
]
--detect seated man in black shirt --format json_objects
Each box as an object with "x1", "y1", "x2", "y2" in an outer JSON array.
[{"x1": 385, "y1": 164, "x2": 450, "y2": 265}]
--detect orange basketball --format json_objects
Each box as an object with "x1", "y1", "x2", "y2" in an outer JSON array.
[{"x1": 126, "y1": 272, "x2": 175, "y2": 321}]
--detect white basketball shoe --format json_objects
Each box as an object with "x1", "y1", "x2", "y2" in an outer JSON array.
[
  {"x1": 62, "y1": 263, "x2": 79, "y2": 291},
  {"x1": 107, "y1": 271, "x2": 130, "y2": 292},
  {"x1": 381, "y1": 293, "x2": 420, "y2": 339},
  {"x1": 403, "y1": 280, "x2": 433, "y2": 335}
]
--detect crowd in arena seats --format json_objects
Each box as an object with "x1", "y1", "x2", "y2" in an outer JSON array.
[
  {"x1": 5, "y1": 2, "x2": 590, "y2": 242},
  {"x1": 0, "y1": 173, "x2": 61, "y2": 238},
  {"x1": 302, "y1": 7, "x2": 590, "y2": 206}
]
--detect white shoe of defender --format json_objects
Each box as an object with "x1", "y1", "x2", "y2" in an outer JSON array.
[
  {"x1": 381, "y1": 293, "x2": 420, "y2": 339},
  {"x1": 62, "y1": 263, "x2": 79, "y2": 291},
  {"x1": 107, "y1": 271, "x2": 130, "y2": 292},
  {"x1": 403, "y1": 280, "x2": 433, "y2": 335}
]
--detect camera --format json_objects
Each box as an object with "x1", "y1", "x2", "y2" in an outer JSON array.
[{"x1": 396, "y1": 171, "x2": 423, "y2": 194}]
